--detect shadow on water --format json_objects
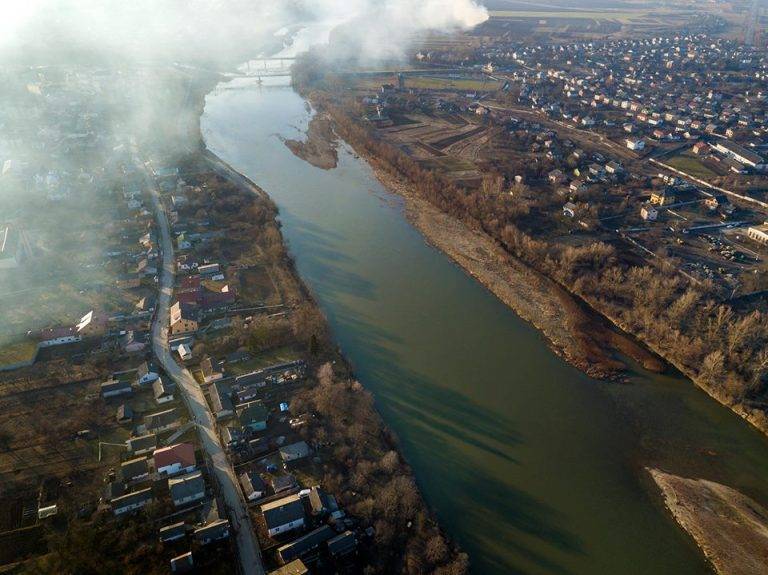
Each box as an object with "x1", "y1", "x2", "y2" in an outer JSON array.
[
  {"x1": 279, "y1": 211, "x2": 378, "y2": 302},
  {"x1": 323, "y1": 291, "x2": 584, "y2": 573}
]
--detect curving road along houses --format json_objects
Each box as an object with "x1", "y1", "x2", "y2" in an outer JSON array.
[{"x1": 144, "y1": 161, "x2": 265, "y2": 575}]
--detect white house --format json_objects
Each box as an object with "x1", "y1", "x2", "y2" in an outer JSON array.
[
  {"x1": 177, "y1": 343, "x2": 192, "y2": 361},
  {"x1": 261, "y1": 494, "x2": 306, "y2": 537},
  {"x1": 152, "y1": 377, "x2": 175, "y2": 404},
  {"x1": 153, "y1": 443, "x2": 196, "y2": 476},
  {"x1": 137, "y1": 362, "x2": 159, "y2": 385},
  {"x1": 626, "y1": 138, "x2": 645, "y2": 151},
  {"x1": 747, "y1": 223, "x2": 768, "y2": 245},
  {"x1": 640, "y1": 205, "x2": 659, "y2": 221}
]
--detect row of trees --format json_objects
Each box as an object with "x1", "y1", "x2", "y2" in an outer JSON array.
[{"x1": 291, "y1": 363, "x2": 469, "y2": 575}]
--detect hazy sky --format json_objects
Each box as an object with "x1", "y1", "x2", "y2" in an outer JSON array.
[{"x1": 0, "y1": 0, "x2": 488, "y2": 64}]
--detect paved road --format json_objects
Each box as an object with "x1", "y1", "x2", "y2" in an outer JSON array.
[{"x1": 145, "y1": 164, "x2": 265, "y2": 575}]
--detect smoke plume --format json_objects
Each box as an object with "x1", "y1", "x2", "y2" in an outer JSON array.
[{"x1": 1, "y1": 0, "x2": 488, "y2": 65}]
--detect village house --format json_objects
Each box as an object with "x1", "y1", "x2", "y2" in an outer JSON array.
[
  {"x1": 714, "y1": 140, "x2": 766, "y2": 170},
  {"x1": 116, "y1": 404, "x2": 133, "y2": 424},
  {"x1": 272, "y1": 474, "x2": 298, "y2": 494},
  {"x1": 747, "y1": 222, "x2": 768, "y2": 245},
  {"x1": 268, "y1": 560, "x2": 308, "y2": 575},
  {"x1": 626, "y1": 138, "x2": 645, "y2": 150},
  {"x1": 127, "y1": 433, "x2": 157, "y2": 456},
  {"x1": 640, "y1": 204, "x2": 659, "y2": 221},
  {"x1": 221, "y1": 425, "x2": 246, "y2": 451},
  {"x1": 169, "y1": 301, "x2": 199, "y2": 335},
  {"x1": 137, "y1": 362, "x2": 159, "y2": 385},
  {"x1": 120, "y1": 456, "x2": 150, "y2": 483},
  {"x1": 170, "y1": 551, "x2": 194, "y2": 574},
  {"x1": 169, "y1": 471, "x2": 206, "y2": 508},
  {"x1": 38, "y1": 309, "x2": 103, "y2": 348},
  {"x1": 279, "y1": 441, "x2": 311, "y2": 464},
  {"x1": 144, "y1": 408, "x2": 180, "y2": 434},
  {"x1": 152, "y1": 377, "x2": 175, "y2": 404},
  {"x1": 277, "y1": 525, "x2": 336, "y2": 565},
  {"x1": 159, "y1": 521, "x2": 187, "y2": 543},
  {"x1": 101, "y1": 379, "x2": 133, "y2": 399},
  {"x1": 328, "y1": 531, "x2": 357, "y2": 560},
  {"x1": 238, "y1": 400, "x2": 269, "y2": 432},
  {"x1": 261, "y1": 494, "x2": 306, "y2": 537},
  {"x1": 210, "y1": 380, "x2": 234, "y2": 420},
  {"x1": 200, "y1": 356, "x2": 224, "y2": 383},
  {"x1": 154, "y1": 442, "x2": 196, "y2": 476},
  {"x1": 650, "y1": 186, "x2": 677, "y2": 206},
  {"x1": 194, "y1": 519, "x2": 231, "y2": 546},
  {"x1": 239, "y1": 471, "x2": 266, "y2": 501},
  {"x1": 112, "y1": 487, "x2": 153, "y2": 516}
]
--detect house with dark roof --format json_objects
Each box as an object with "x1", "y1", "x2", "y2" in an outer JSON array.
[
  {"x1": 239, "y1": 471, "x2": 266, "y2": 501},
  {"x1": 120, "y1": 456, "x2": 150, "y2": 482},
  {"x1": 200, "y1": 357, "x2": 224, "y2": 383},
  {"x1": 261, "y1": 494, "x2": 306, "y2": 537},
  {"x1": 238, "y1": 400, "x2": 268, "y2": 432},
  {"x1": 194, "y1": 519, "x2": 230, "y2": 545},
  {"x1": 112, "y1": 487, "x2": 153, "y2": 516},
  {"x1": 101, "y1": 379, "x2": 132, "y2": 399},
  {"x1": 210, "y1": 380, "x2": 234, "y2": 420},
  {"x1": 277, "y1": 525, "x2": 335, "y2": 564},
  {"x1": 127, "y1": 433, "x2": 157, "y2": 455},
  {"x1": 169, "y1": 302, "x2": 199, "y2": 335},
  {"x1": 328, "y1": 531, "x2": 357, "y2": 558},
  {"x1": 221, "y1": 425, "x2": 245, "y2": 451},
  {"x1": 279, "y1": 441, "x2": 310, "y2": 464},
  {"x1": 308, "y1": 486, "x2": 336, "y2": 518},
  {"x1": 170, "y1": 551, "x2": 194, "y2": 573},
  {"x1": 103, "y1": 480, "x2": 125, "y2": 502},
  {"x1": 271, "y1": 474, "x2": 297, "y2": 494},
  {"x1": 159, "y1": 521, "x2": 187, "y2": 543},
  {"x1": 144, "y1": 408, "x2": 180, "y2": 434},
  {"x1": 169, "y1": 471, "x2": 206, "y2": 508},
  {"x1": 116, "y1": 404, "x2": 133, "y2": 424}
]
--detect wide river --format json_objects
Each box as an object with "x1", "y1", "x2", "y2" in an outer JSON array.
[{"x1": 202, "y1": 78, "x2": 768, "y2": 574}]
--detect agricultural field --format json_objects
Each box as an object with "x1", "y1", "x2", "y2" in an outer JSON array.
[{"x1": 665, "y1": 151, "x2": 721, "y2": 180}]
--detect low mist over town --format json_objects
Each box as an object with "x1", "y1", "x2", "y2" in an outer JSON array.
[{"x1": 2, "y1": 1, "x2": 768, "y2": 575}]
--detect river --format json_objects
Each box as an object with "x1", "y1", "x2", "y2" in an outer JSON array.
[{"x1": 201, "y1": 77, "x2": 768, "y2": 574}]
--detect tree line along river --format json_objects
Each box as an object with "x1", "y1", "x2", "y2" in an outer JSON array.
[{"x1": 202, "y1": 76, "x2": 768, "y2": 575}]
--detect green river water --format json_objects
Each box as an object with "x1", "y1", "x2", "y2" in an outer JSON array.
[{"x1": 202, "y1": 78, "x2": 768, "y2": 575}]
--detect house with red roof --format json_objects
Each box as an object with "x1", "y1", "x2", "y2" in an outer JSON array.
[{"x1": 154, "y1": 443, "x2": 196, "y2": 476}]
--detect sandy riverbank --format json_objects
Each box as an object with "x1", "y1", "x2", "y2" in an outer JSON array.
[
  {"x1": 367, "y1": 162, "x2": 663, "y2": 379},
  {"x1": 282, "y1": 112, "x2": 338, "y2": 169},
  {"x1": 649, "y1": 469, "x2": 768, "y2": 575}
]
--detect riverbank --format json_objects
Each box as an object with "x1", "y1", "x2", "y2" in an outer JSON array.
[
  {"x1": 196, "y1": 147, "x2": 470, "y2": 574},
  {"x1": 294, "y1": 93, "x2": 662, "y2": 381},
  {"x1": 299, "y1": 91, "x2": 768, "y2": 441},
  {"x1": 649, "y1": 468, "x2": 768, "y2": 575},
  {"x1": 367, "y1": 157, "x2": 664, "y2": 380}
]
